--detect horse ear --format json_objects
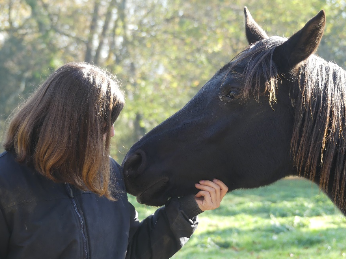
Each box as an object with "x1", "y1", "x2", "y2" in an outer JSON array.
[
  {"x1": 244, "y1": 6, "x2": 268, "y2": 44},
  {"x1": 273, "y1": 10, "x2": 326, "y2": 72}
]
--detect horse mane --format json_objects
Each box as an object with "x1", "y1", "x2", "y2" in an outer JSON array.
[
  {"x1": 231, "y1": 37, "x2": 346, "y2": 208},
  {"x1": 293, "y1": 57, "x2": 346, "y2": 208}
]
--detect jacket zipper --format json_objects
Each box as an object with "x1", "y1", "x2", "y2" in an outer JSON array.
[{"x1": 65, "y1": 184, "x2": 89, "y2": 259}]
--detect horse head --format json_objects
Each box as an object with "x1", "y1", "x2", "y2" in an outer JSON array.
[{"x1": 122, "y1": 8, "x2": 327, "y2": 207}]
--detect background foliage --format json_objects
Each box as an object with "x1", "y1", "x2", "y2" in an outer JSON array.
[{"x1": 1, "y1": 0, "x2": 346, "y2": 160}]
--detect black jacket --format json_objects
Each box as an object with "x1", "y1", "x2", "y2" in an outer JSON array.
[{"x1": 0, "y1": 151, "x2": 201, "y2": 259}]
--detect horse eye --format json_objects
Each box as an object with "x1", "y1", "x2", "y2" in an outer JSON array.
[{"x1": 226, "y1": 90, "x2": 237, "y2": 100}]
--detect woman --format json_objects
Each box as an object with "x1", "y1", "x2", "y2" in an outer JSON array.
[{"x1": 0, "y1": 62, "x2": 228, "y2": 259}]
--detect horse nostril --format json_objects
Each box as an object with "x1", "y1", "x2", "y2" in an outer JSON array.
[{"x1": 123, "y1": 150, "x2": 146, "y2": 178}]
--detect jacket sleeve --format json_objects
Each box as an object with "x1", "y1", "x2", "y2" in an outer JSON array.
[
  {"x1": 125, "y1": 195, "x2": 202, "y2": 259},
  {"x1": 0, "y1": 208, "x2": 9, "y2": 259}
]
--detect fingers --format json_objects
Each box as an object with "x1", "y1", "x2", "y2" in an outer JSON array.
[
  {"x1": 195, "y1": 190, "x2": 212, "y2": 208},
  {"x1": 195, "y1": 179, "x2": 229, "y2": 212},
  {"x1": 195, "y1": 180, "x2": 221, "y2": 206},
  {"x1": 213, "y1": 179, "x2": 229, "y2": 198}
]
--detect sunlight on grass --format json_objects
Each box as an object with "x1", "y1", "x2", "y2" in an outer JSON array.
[{"x1": 128, "y1": 178, "x2": 346, "y2": 258}]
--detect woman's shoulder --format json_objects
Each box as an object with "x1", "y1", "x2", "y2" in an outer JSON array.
[
  {"x1": 0, "y1": 151, "x2": 34, "y2": 207},
  {"x1": 0, "y1": 150, "x2": 14, "y2": 164},
  {"x1": 0, "y1": 151, "x2": 25, "y2": 180},
  {"x1": 109, "y1": 157, "x2": 127, "y2": 198},
  {"x1": 0, "y1": 151, "x2": 67, "y2": 208},
  {"x1": 109, "y1": 157, "x2": 123, "y2": 180}
]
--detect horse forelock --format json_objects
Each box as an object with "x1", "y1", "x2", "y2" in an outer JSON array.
[
  {"x1": 292, "y1": 56, "x2": 346, "y2": 209},
  {"x1": 227, "y1": 36, "x2": 286, "y2": 105}
]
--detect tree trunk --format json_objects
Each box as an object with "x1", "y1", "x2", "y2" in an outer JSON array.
[
  {"x1": 85, "y1": 0, "x2": 101, "y2": 63},
  {"x1": 94, "y1": 0, "x2": 117, "y2": 65}
]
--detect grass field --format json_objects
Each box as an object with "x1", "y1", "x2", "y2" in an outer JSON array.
[{"x1": 128, "y1": 178, "x2": 346, "y2": 259}]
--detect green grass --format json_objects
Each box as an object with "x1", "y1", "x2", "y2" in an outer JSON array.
[{"x1": 128, "y1": 178, "x2": 346, "y2": 258}]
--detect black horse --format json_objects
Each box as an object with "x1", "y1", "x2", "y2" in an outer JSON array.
[{"x1": 123, "y1": 8, "x2": 346, "y2": 214}]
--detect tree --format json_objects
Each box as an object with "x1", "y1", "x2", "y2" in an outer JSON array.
[{"x1": 1, "y1": 0, "x2": 345, "y2": 161}]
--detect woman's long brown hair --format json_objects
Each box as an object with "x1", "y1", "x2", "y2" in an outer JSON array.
[{"x1": 3, "y1": 62, "x2": 124, "y2": 199}]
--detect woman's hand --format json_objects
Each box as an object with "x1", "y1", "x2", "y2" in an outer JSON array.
[{"x1": 195, "y1": 179, "x2": 228, "y2": 211}]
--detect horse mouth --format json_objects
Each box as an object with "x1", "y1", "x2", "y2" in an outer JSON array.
[{"x1": 137, "y1": 178, "x2": 169, "y2": 206}]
